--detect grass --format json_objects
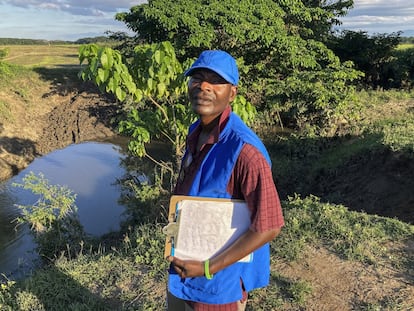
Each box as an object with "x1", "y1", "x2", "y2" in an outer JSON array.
[
  {"x1": 396, "y1": 43, "x2": 414, "y2": 50},
  {"x1": 0, "y1": 46, "x2": 82, "y2": 122},
  {"x1": 274, "y1": 195, "x2": 413, "y2": 264},
  {"x1": 1, "y1": 195, "x2": 412, "y2": 310},
  {"x1": 269, "y1": 88, "x2": 414, "y2": 199},
  {"x1": 0, "y1": 44, "x2": 80, "y2": 68}
]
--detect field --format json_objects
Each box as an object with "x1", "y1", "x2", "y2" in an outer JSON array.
[
  {"x1": 397, "y1": 42, "x2": 414, "y2": 50},
  {"x1": 0, "y1": 44, "x2": 413, "y2": 311},
  {"x1": 0, "y1": 44, "x2": 80, "y2": 67}
]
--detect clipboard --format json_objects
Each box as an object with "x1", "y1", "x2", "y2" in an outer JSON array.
[{"x1": 163, "y1": 195, "x2": 253, "y2": 262}]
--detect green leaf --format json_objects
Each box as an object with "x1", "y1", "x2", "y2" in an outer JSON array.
[
  {"x1": 154, "y1": 50, "x2": 161, "y2": 64},
  {"x1": 97, "y1": 68, "x2": 107, "y2": 83},
  {"x1": 101, "y1": 52, "x2": 109, "y2": 69},
  {"x1": 134, "y1": 89, "x2": 143, "y2": 102},
  {"x1": 115, "y1": 87, "x2": 126, "y2": 101},
  {"x1": 147, "y1": 78, "x2": 154, "y2": 90},
  {"x1": 157, "y1": 82, "x2": 166, "y2": 97}
]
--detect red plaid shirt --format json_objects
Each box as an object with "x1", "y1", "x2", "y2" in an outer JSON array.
[{"x1": 173, "y1": 106, "x2": 284, "y2": 310}]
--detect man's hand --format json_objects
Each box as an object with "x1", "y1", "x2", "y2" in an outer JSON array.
[
  {"x1": 167, "y1": 228, "x2": 281, "y2": 279},
  {"x1": 168, "y1": 256, "x2": 204, "y2": 278}
]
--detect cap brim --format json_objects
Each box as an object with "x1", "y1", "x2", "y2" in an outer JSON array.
[{"x1": 184, "y1": 66, "x2": 236, "y2": 85}]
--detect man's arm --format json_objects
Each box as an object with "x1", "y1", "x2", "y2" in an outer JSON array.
[
  {"x1": 168, "y1": 227, "x2": 281, "y2": 278},
  {"x1": 169, "y1": 144, "x2": 284, "y2": 278},
  {"x1": 210, "y1": 227, "x2": 281, "y2": 274}
]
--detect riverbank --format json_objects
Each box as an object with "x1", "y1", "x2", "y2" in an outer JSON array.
[{"x1": 0, "y1": 66, "x2": 118, "y2": 181}]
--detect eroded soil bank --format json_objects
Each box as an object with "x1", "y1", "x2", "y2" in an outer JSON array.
[{"x1": 0, "y1": 79, "x2": 119, "y2": 181}]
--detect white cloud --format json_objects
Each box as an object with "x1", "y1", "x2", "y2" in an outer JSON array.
[
  {"x1": 0, "y1": 0, "x2": 146, "y2": 15},
  {"x1": 339, "y1": 0, "x2": 414, "y2": 35},
  {"x1": 0, "y1": 1, "x2": 143, "y2": 40},
  {"x1": 3, "y1": 0, "x2": 412, "y2": 40}
]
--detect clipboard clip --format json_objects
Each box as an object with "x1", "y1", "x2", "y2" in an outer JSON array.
[
  {"x1": 162, "y1": 222, "x2": 178, "y2": 239},
  {"x1": 163, "y1": 222, "x2": 178, "y2": 257}
]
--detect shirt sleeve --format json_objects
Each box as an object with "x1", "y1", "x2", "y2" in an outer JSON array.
[{"x1": 228, "y1": 143, "x2": 284, "y2": 232}]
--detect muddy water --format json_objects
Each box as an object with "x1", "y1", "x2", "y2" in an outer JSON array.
[{"x1": 0, "y1": 140, "x2": 129, "y2": 279}]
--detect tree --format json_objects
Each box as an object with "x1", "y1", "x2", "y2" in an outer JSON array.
[
  {"x1": 78, "y1": 41, "x2": 257, "y2": 186},
  {"x1": 115, "y1": 0, "x2": 362, "y2": 135},
  {"x1": 301, "y1": 0, "x2": 354, "y2": 41},
  {"x1": 329, "y1": 30, "x2": 401, "y2": 89},
  {"x1": 390, "y1": 47, "x2": 414, "y2": 89}
]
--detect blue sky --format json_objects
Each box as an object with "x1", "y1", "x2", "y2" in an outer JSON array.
[
  {"x1": 337, "y1": 0, "x2": 414, "y2": 36},
  {"x1": 0, "y1": 0, "x2": 413, "y2": 41},
  {"x1": 0, "y1": 0, "x2": 146, "y2": 41}
]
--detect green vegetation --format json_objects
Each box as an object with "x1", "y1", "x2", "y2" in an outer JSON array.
[
  {"x1": 1, "y1": 184, "x2": 412, "y2": 310},
  {"x1": 0, "y1": 44, "x2": 80, "y2": 68},
  {"x1": 275, "y1": 195, "x2": 413, "y2": 263},
  {"x1": 1, "y1": 0, "x2": 414, "y2": 309},
  {"x1": 79, "y1": 41, "x2": 256, "y2": 176},
  {"x1": 0, "y1": 55, "x2": 36, "y2": 120},
  {"x1": 1, "y1": 85, "x2": 413, "y2": 309},
  {"x1": 397, "y1": 43, "x2": 414, "y2": 50},
  {"x1": 0, "y1": 37, "x2": 116, "y2": 46},
  {"x1": 0, "y1": 38, "x2": 70, "y2": 45},
  {"x1": 115, "y1": 0, "x2": 362, "y2": 136},
  {"x1": 12, "y1": 172, "x2": 86, "y2": 260},
  {"x1": 329, "y1": 30, "x2": 414, "y2": 90}
]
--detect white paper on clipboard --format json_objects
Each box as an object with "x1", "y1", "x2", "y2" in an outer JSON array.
[{"x1": 171, "y1": 197, "x2": 253, "y2": 263}]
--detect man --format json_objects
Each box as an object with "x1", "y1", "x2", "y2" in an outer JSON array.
[{"x1": 167, "y1": 50, "x2": 284, "y2": 311}]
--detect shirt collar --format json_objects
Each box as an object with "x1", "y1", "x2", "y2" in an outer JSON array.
[{"x1": 187, "y1": 105, "x2": 232, "y2": 154}]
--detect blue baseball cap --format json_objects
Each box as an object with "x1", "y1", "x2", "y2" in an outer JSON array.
[{"x1": 184, "y1": 50, "x2": 239, "y2": 86}]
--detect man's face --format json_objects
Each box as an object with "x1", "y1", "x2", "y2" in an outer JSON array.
[{"x1": 188, "y1": 69, "x2": 237, "y2": 125}]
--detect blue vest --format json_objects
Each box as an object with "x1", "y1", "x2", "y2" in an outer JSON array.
[{"x1": 168, "y1": 112, "x2": 272, "y2": 304}]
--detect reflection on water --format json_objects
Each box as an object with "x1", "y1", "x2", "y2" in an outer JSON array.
[
  {"x1": 0, "y1": 141, "x2": 128, "y2": 278},
  {"x1": 0, "y1": 185, "x2": 36, "y2": 278}
]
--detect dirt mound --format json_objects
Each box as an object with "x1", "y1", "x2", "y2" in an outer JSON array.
[
  {"x1": 37, "y1": 89, "x2": 119, "y2": 154},
  {"x1": 0, "y1": 80, "x2": 119, "y2": 181}
]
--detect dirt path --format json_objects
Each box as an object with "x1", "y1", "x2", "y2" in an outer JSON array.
[{"x1": 273, "y1": 244, "x2": 414, "y2": 310}]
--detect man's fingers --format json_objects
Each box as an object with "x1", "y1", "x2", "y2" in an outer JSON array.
[
  {"x1": 168, "y1": 256, "x2": 186, "y2": 277},
  {"x1": 170, "y1": 256, "x2": 184, "y2": 268},
  {"x1": 175, "y1": 264, "x2": 186, "y2": 278}
]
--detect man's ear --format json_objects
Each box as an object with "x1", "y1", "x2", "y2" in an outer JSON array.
[{"x1": 229, "y1": 85, "x2": 238, "y2": 102}]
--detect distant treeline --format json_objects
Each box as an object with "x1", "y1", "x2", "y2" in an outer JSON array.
[
  {"x1": 0, "y1": 36, "x2": 118, "y2": 45},
  {"x1": 2, "y1": 35, "x2": 413, "y2": 47},
  {"x1": 2, "y1": 35, "x2": 413, "y2": 46},
  {"x1": 401, "y1": 37, "x2": 414, "y2": 44}
]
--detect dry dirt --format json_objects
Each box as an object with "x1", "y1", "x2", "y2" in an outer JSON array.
[
  {"x1": 0, "y1": 75, "x2": 413, "y2": 310},
  {"x1": 0, "y1": 75, "x2": 119, "y2": 181},
  {"x1": 273, "y1": 244, "x2": 414, "y2": 310}
]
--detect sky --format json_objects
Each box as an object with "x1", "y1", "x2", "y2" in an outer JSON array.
[
  {"x1": 0, "y1": 0, "x2": 147, "y2": 41},
  {"x1": 0, "y1": 0, "x2": 413, "y2": 41},
  {"x1": 338, "y1": 0, "x2": 414, "y2": 36}
]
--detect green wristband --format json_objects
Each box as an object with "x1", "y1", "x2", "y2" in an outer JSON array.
[{"x1": 204, "y1": 259, "x2": 213, "y2": 280}]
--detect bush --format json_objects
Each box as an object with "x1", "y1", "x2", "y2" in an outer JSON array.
[{"x1": 13, "y1": 172, "x2": 86, "y2": 260}]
